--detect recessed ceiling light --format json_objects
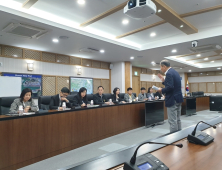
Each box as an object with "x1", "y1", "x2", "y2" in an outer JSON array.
[
  {"x1": 196, "y1": 54, "x2": 201, "y2": 57},
  {"x1": 189, "y1": 70, "x2": 192, "y2": 72},
  {"x1": 130, "y1": 56, "x2": 134, "y2": 60},
  {"x1": 172, "y1": 49, "x2": 177, "y2": 53},
  {"x1": 100, "y1": 49, "x2": 105, "y2": 53},
  {"x1": 122, "y1": 19, "x2": 129, "y2": 25},
  {"x1": 180, "y1": 25, "x2": 184, "y2": 28},
  {"x1": 200, "y1": 73, "x2": 202, "y2": 74},
  {"x1": 180, "y1": 68, "x2": 182, "y2": 69},
  {"x1": 221, "y1": 53, "x2": 222, "y2": 55},
  {"x1": 207, "y1": 74, "x2": 209, "y2": 75},
  {"x1": 52, "y1": 39, "x2": 59, "y2": 43},
  {"x1": 87, "y1": 64, "x2": 89, "y2": 66},
  {"x1": 211, "y1": 61, "x2": 215, "y2": 63},
  {"x1": 77, "y1": 0, "x2": 85, "y2": 5},
  {"x1": 158, "y1": 9, "x2": 162, "y2": 12},
  {"x1": 217, "y1": 68, "x2": 221, "y2": 70},
  {"x1": 204, "y1": 58, "x2": 208, "y2": 60},
  {"x1": 151, "y1": 61, "x2": 156, "y2": 65},
  {"x1": 150, "y1": 32, "x2": 156, "y2": 37}
]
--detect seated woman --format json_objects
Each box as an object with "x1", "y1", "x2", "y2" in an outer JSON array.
[
  {"x1": 112, "y1": 87, "x2": 126, "y2": 103},
  {"x1": 147, "y1": 87, "x2": 155, "y2": 100},
  {"x1": 73, "y1": 87, "x2": 89, "y2": 107},
  {"x1": 10, "y1": 88, "x2": 38, "y2": 114}
]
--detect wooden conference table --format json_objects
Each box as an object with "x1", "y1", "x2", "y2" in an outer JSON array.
[{"x1": 0, "y1": 96, "x2": 210, "y2": 170}]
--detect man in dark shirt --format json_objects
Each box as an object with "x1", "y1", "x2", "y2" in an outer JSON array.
[{"x1": 93, "y1": 86, "x2": 111, "y2": 105}]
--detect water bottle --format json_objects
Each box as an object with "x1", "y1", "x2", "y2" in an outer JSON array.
[
  {"x1": 136, "y1": 97, "x2": 138, "y2": 101},
  {"x1": 149, "y1": 97, "x2": 151, "y2": 101},
  {"x1": 19, "y1": 105, "x2": 23, "y2": 116},
  {"x1": 91, "y1": 100, "x2": 94, "y2": 105},
  {"x1": 129, "y1": 98, "x2": 132, "y2": 103},
  {"x1": 62, "y1": 102, "x2": 66, "y2": 111},
  {"x1": 109, "y1": 99, "x2": 112, "y2": 105}
]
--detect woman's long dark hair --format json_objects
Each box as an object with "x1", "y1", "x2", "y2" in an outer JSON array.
[
  {"x1": 147, "y1": 87, "x2": 152, "y2": 94},
  {"x1": 78, "y1": 87, "x2": 87, "y2": 100},
  {"x1": 20, "y1": 88, "x2": 32, "y2": 102},
  {"x1": 113, "y1": 87, "x2": 120, "y2": 95}
]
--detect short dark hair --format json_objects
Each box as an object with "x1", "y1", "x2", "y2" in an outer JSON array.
[
  {"x1": 98, "y1": 86, "x2": 104, "y2": 89},
  {"x1": 160, "y1": 60, "x2": 170, "y2": 67},
  {"x1": 127, "y1": 87, "x2": 133, "y2": 91},
  {"x1": 20, "y1": 88, "x2": 32, "y2": 102},
  {"x1": 113, "y1": 87, "x2": 120, "y2": 94},
  {"x1": 147, "y1": 87, "x2": 152, "y2": 93},
  {"x1": 141, "y1": 87, "x2": 146, "y2": 91},
  {"x1": 61, "y1": 87, "x2": 70, "y2": 94}
]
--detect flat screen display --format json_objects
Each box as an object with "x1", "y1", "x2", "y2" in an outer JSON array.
[
  {"x1": 70, "y1": 77, "x2": 93, "y2": 94},
  {"x1": 138, "y1": 162, "x2": 152, "y2": 170},
  {"x1": 197, "y1": 135, "x2": 205, "y2": 140}
]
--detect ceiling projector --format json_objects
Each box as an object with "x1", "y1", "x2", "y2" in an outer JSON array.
[{"x1": 124, "y1": 0, "x2": 156, "y2": 19}]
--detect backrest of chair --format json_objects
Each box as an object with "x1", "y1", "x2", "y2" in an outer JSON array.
[
  {"x1": 119, "y1": 93, "x2": 125, "y2": 99},
  {"x1": 132, "y1": 93, "x2": 136, "y2": 97},
  {"x1": 104, "y1": 93, "x2": 112, "y2": 100},
  {"x1": 38, "y1": 96, "x2": 51, "y2": 110},
  {"x1": 0, "y1": 96, "x2": 19, "y2": 115},
  {"x1": 70, "y1": 92, "x2": 78, "y2": 96},
  {"x1": 87, "y1": 94, "x2": 94, "y2": 102}
]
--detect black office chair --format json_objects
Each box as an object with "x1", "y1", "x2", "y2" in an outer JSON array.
[
  {"x1": 119, "y1": 93, "x2": 125, "y2": 100},
  {"x1": 38, "y1": 96, "x2": 51, "y2": 110},
  {"x1": 70, "y1": 92, "x2": 78, "y2": 96},
  {"x1": 132, "y1": 93, "x2": 137, "y2": 97},
  {"x1": 87, "y1": 94, "x2": 94, "y2": 102},
  {"x1": 0, "y1": 96, "x2": 19, "y2": 115},
  {"x1": 104, "y1": 93, "x2": 112, "y2": 100}
]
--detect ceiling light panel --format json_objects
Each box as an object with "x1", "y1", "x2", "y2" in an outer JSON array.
[{"x1": 22, "y1": 0, "x2": 38, "y2": 9}]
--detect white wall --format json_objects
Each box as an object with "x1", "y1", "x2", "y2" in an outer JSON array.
[
  {"x1": 0, "y1": 57, "x2": 109, "y2": 79},
  {"x1": 111, "y1": 62, "x2": 125, "y2": 93},
  {"x1": 188, "y1": 76, "x2": 222, "y2": 83},
  {"x1": 140, "y1": 74, "x2": 162, "y2": 82}
]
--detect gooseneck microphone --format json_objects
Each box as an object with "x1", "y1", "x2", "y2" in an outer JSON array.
[
  {"x1": 191, "y1": 121, "x2": 216, "y2": 136},
  {"x1": 130, "y1": 141, "x2": 183, "y2": 165}
]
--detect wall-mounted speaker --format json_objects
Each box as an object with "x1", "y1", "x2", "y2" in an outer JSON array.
[{"x1": 110, "y1": 64, "x2": 114, "y2": 70}]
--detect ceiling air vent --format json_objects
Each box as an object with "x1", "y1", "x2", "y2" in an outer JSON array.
[
  {"x1": 79, "y1": 48, "x2": 100, "y2": 53},
  {"x1": 190, "y1": 44, "x2": 221, "y2": 53},
  {"x1": 2, "y1": 23, "x2": 48, "y2": 39}
]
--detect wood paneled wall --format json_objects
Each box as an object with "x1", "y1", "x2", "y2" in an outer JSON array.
[
  {"x1": 188, "y1": 71, "x2": 222, "y2": 77},
  {"x1": 0, "y1": 44, "x2": 110, "y2": 70},
  {"x1": 125, "y1": 62, "x2": 131, "y2": 91},
  {"x1": 189, "y1": 82, "x2": 222, "y2": 93}
]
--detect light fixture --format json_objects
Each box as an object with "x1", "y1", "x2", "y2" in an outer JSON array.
[
  {"x1": 217, "y1": 68, "x2": 221, "y2": 70},
  {"x1": 134, "y1": 71, "x2": 138, "y2": 76},
  {"x1": 196, "y1": 54, "x2": 201, "y2": 57},
  {"x1": 172, "y1": 49, "x2": 177, "y2": 53},
  {"x1": 86, "y1": 64, "x2": 89, "y2": 66},
  {"x1": 180, "y1": 68, "x2": 182, "y2": 69},
  {"x1": 77, "y1": 0, "x2": 85, "y2": 5},
  {"x1": 200, "y1": 73, "x2": 203, "y2": 74},
  {"x1": 100, "y1": 49, "x2": 105, "y2": 53},
  {"x1": 211, "y1": 61, "x2": 215, "y2": 63},
  {"x1": 22, "y1": 0, "x2": 38, "y2": 9},
  {"x1": 189, "y1": 70, "x2": 191, "y2": 72},
  {"x1": 52, "y1": 39, "x2": 59, "y2": 43},
  {"x1": 122, "y1": 19, "x2": 129, "y2": 25},
  {"x1": 130, "y1": 56, "x2": 134, "y2": 60},
  {"x1": 26, "y1": 60, "x2": 34, "y2": 71},
  {"x1": 150, "y1": 32, "x2": 156, "y2": 37},
  {"x1": 152, "y1": 74, "x2": 156, "y2": 81},
  {"x1": 13, "y1": 55, "x2": 18, "y2": 57},
  {"x1": 151, "y1": 61, "x2": 156, "y2": 66},
  {"x1": 204, "y1": 58, "x2": 208, "y2": 60},
  {"x1": 76, "y1": 66, "x2": 82, "y2": 75},
  {"x1": 158, "y1": 9, "x2": 162, "y2": 12},
  {"x1": 180, "y1": 25, "x2": 184, "y2": 28}
]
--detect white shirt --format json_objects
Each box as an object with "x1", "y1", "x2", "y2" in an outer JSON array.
[{"x1": 165, "y1": 67, "x2": 171, "y2": 75}]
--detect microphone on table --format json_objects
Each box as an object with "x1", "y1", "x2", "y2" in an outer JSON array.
[
  {"x1": 187, "y1": 121, "x2": 216, "y2": 146},
  {"x1": 130, "y1": 141, "x2": 183, "y2": 165},
  {"x1": 124, "y1": 141, "x2": 183, "y2": 170}
]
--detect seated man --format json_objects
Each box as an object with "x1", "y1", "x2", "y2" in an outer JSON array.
[
  {"x1": 124, "y1": 87, "x2": 136, "y2": 102},
  {"x1": 138, "y1": 87, "x2": 148, "y2": 101},
  {"x1": 49, "y1": 87, "x2": 72, "y2": 110},
  {"x1": 93, "y1": 86, "x2": 111, "y2": 105}
]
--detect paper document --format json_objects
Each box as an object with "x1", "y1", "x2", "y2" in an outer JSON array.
[{"x1": 152, "y1": 85, "x2": 159, "y2": 90}]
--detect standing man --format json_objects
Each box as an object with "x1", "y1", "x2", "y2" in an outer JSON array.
[{"x1": 157, "y1": 60, "x2": 183, "y2": 133}]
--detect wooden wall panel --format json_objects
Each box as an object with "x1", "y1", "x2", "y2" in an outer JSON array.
[
  {"x1": 198, "y1": 83, "x2": 207, "y2": 92},
  {"x1": 216, "y1": 83, "x2": 222, "y2": 92},
  {"x1": 190, "y1": 83, "x2": 198, "y2": 92},
  {"x1": 93, "y1": 79, "x2": 101, "y2": 94},
  {"x1": 125, "y1": 62, "x2": 131, "y2": 92},
  {"x1": 101, "y1": 62, "x2": 109, "y2": 69},
  {"x1": 24, "y1": 49, "x2": 41, "y2": 60},
  {"x1": 207, "y1": 82, "x2": 216, "y2": 93},
  {"x1": 141, "y1": 82, "x2": 147, "y2": 90},
  {"x1": 141, "y1": 68, "x2": 147, "y2": 74},
  {"x1": 0, "y1": 45, "x2": 1, "y2": 56},
  {"x1": 206, "y1": 72, "x2": 215, "y2": 76},
  {"x1": 56, "y1": 55, "x2": 69, "y2": 64},
  {"x1": 56, "y1": 77, "x2": 69, "y2": 94},
  {"x1": 70, "y1": 57, "x2": 81, "y2": 65},
  {"x1": 3, "y1": 46, "x2": 23, "y2": 58},
  {"x1": 42, "y1": 76, "x2": 56, "y2": 96},
  {"x1": 101, "y1": 79, "x2": 110, "y2": 93},
  {"x1": 132, "y1": 76, "x2": 140, "y2": 95},
  {"x1": 92, "y1": 61, "x2": 101, "y2": 68},
  {"x1": 82, "y1": 59, "x2": 92, "y2": 67},
  {"x1": 216, "y1": 71, "x2": 222, "y2": 76},
  {"x1": 147, "y1": 82, "x2": 152, "y2": 89},
  {"x1": 42, "y1": 52, "x2": 56, "y2": 62}
]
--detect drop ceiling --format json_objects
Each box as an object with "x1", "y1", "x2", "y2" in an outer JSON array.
[{"x1": 0, "y1": 0, "x2": 222, "y2": 73}]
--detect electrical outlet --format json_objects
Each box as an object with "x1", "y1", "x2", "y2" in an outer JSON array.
[{"x1": 0, "y1": 62, "x2": 3, "y2": 67}]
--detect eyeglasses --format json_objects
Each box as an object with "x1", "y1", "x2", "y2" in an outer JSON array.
[{"x1": 61, "y1": 93, "x2": 68, "y2": 97}]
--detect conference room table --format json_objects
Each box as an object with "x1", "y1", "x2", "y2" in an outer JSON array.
[
  {"x1": 0, "y1": 96, "x2": 210, "y2": 170},
  {"x1": 59, "y1": 115, "x2": 222, "y2": 170}
]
